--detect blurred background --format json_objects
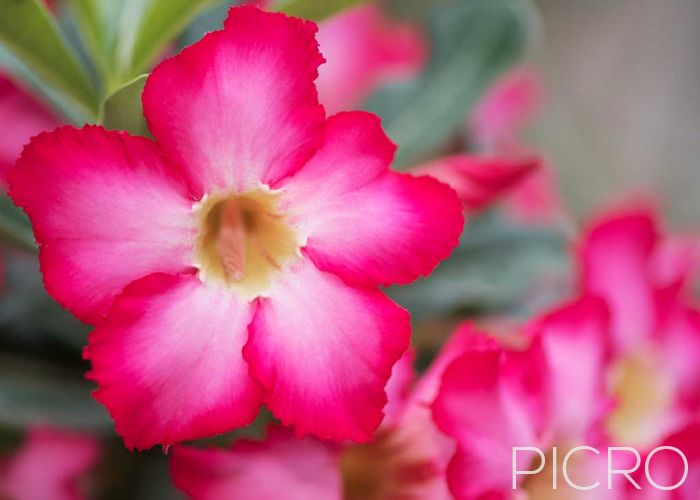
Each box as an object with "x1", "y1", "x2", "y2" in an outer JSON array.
[{"x1": 0, "y1": 0, "x2": 697, "y2": 497}]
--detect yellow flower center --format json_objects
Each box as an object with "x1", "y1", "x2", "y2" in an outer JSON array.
[
  {"x1": 193, "y1": 188, "x2": 300, "y2": 298},
  {"x1": 606, "y1": 349, "x2": 674, "y2": 448}
]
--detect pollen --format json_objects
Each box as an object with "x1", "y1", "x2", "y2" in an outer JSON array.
[{"x1": 193, "y1": 188, "x2": 300, "y2": 297}]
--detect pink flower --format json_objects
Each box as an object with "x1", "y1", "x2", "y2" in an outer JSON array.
[
  {"x1": 169, "y1": 325, "x2": 491, "y2": 499},
  {"x1": 8, "y1": 6, "x2": 463, "y2": 450},
  {"x1": 433, "y1": 297, "x2": 614, "y2": 498},
  {"x1": 411, "y1": 154, "x2": 541, "y2": 213},
  {"x1": 581, "y1": 207, "x2": 700, "y2": 449},
  {"x1": 0, "y1": 427, "x2": 100, "y2": 500},
  {"x1": 316, "y1": 4, "x2": 426, "y2": 114},
  {"x1": 0, "y1": 74, "x2": 58, "y2": 187},
  {"x1": 433, "y1": 205, "x2": 700, "y2": 498}
]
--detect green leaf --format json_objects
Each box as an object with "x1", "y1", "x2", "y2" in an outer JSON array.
[
  {"x1": 0, "y1": 195, "x2": 36, "y2": 253},
  {"x1": 273, "y1": 0, "x2": 366, "y2": 21},
  {"x1": 365, "y1": 0, "x2": 535, "y2": 167},
  {"x1": 0, "y1": 357, "x2": 111, "y2": 432},
  {"x1": 101, "y1": 74, "x2": 149, "y2": 136},
  {"x1": 69, "y1": 0, "x2": 213, "y2": 90},
  {"x1": 125, "y1": 0, "x2": 214, "y2": 80},
  {"x1": 388, "y1": 212, "x2": 570, "y2": 319},
  {"x1": 0, "y1": 0, "x2": 99, "y2": 118}
]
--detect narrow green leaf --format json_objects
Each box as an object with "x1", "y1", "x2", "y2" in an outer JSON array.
[
  {"x1": 0, "y1": 196, "x2": 36, "y2": 253},
  {"x1": 101, "y1": 74, "x2": 149, "y2": 136},
  {"x1": 0, "y1": 0, "x2": 99, "y2": 117},
  {"x1": 123, "y1": 0, "x2": 214, "y2": 82},
  {"x1": 273, "y1": 0, "x2": 366, "y2": 21},
  {"x1": 365, "y1": 0, "x2": 534, "y2": 167}
]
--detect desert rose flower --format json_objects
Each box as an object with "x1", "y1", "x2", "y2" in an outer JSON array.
[
  {"x1": 315, "y1": 4, "x2": 426, "y2": 114},
  {"x1": 433, "y1": 206, "x2": 700, "y2": 499},
  {"x1": 169, "y1": 324, "x2": 493, "y2": 499},
  {"x1": 0, "y1": 427, "x2": 100, "y2": 500},
  {"x1": 8, "y1": 6, "x2": 463, "y2": 450},
  {"x1": 581, "y1": 207, "x2": 700, "y2": 450},
  {"x1": 433, "y1": 297, "x2": 618, "y2": 498}
]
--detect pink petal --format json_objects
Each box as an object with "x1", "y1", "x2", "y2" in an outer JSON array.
[
  {"x1": 143, "y1": 6, "x2": 325, "y2": 196},
  {"x1": 245, "y1": 257, "x2": 410, "y2": 442},
  {"x1": 383, "y1": 349, "x2": 416, "y2": 427},
  {"x1": 2, "y1": 427, "x2": 99, "y2": 500},
  {"x1": 8, "y1": 125, "x2": 194, "y2": 324},
  {"x1": 281, "y1": 113, "x2": 463, "y2": 287},
  {"x1": 656, "y1": 298, "x2": 700, "y2": 409},
  {"x1": 0, "y1": 74, "x2": 58, "y2": 186},
  {"x1": 471, "y1": 66, "x2": 544, "y2": 152},
  {"x1": 412, "y1": 154, "x2": 540, "y2": 212},
  {"x1": 535, "y1": 296, "x2": 610, "y2": 442},
  {"x1": 170, "y1": 427, "x2": 341, "y2": 500},
  {"x1": 652, "y1": 234, "x2": 700, "y2": 291},
  {"x1": 502, "y1": 160, "x2": 563, "y2": 224},
  {"x1": 432, "y1": 344, "x2": 547, "y2": 498},
  {"x1": 581, "y1": 209, "x2": 658, "y2": 353},
  {"x1": 85, "y1": 273, "x2": 262, "y2": 450},
  {"x1": 316, "y1": 4, "x2": 426, "y2": 113}
]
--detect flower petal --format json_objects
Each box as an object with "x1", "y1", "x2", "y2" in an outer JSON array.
[
  {"x1": 8, "y1": 125, "x2": 195, "y2": 324},
  {"x1": 85, "y1": 273, "x2": 262, "y2": 450},
  {"x1": 581, "y1": 209, "x2": 658, "y2": 353},
  {"x1": 536, "y1": 296, "x2": 610, "y2": 442},
  {"x1": 383, "y1": 349, "x2": 416, "y2": 427},
  {"x1": 281, "y1": 113, "x2": 463, "y2": 287},
  {"x1": 1, "y1": 428, "x2": 99, "y2": 500},
  {"x1": 412, "y1": 154, "x2": 540, "y2": 212},
  {"x1": 143, "y1": 6, "x2": 325, "y2": 195},
  {"x1": 316, "y1": 4, "x2": 426, "y2": 113},
  {"x1": 170, "y1": 427, "x2": 341, "y2": 500},
  {"x1": 245, "y1": 257, "x2": 410, "y2": 442},
  {"x1": 432, "y1": 345, "x2": 547, "y2": 497}
]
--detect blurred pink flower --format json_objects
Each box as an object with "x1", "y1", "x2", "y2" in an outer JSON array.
[
  {"x1": 169, "y1": 325, "x2": 501, "y2": 500},
  {"x1": 433, "y1": 205, "x2": 700, "y2": 498},
  {"x1": 9, "y1": 6, "x2": 463, "y2": 450},
  {"x1": 412, "y1": 154, "x2": 541, "y2": 213},
  {"x1": 471, "y1": 66, "x2": 563, "y2": 223},
  {"x1": 0, "y1": 74, "x2": 58, "y2": 187},
  {"x1": 471, "y1": 66, "x2": 543, "y2": 154},
  {"x1": 580, "y1": 207, "x2": 700, "y2": 450},
  {"x1": 0, "y1": 428, "x2": 100, "y2": 500},
  {"x1": 316, "y1": 4, "x2": 426, "y2": 114},
  {"x1": 433, "y1": 297, "x2": 615, "y2": 498}
]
